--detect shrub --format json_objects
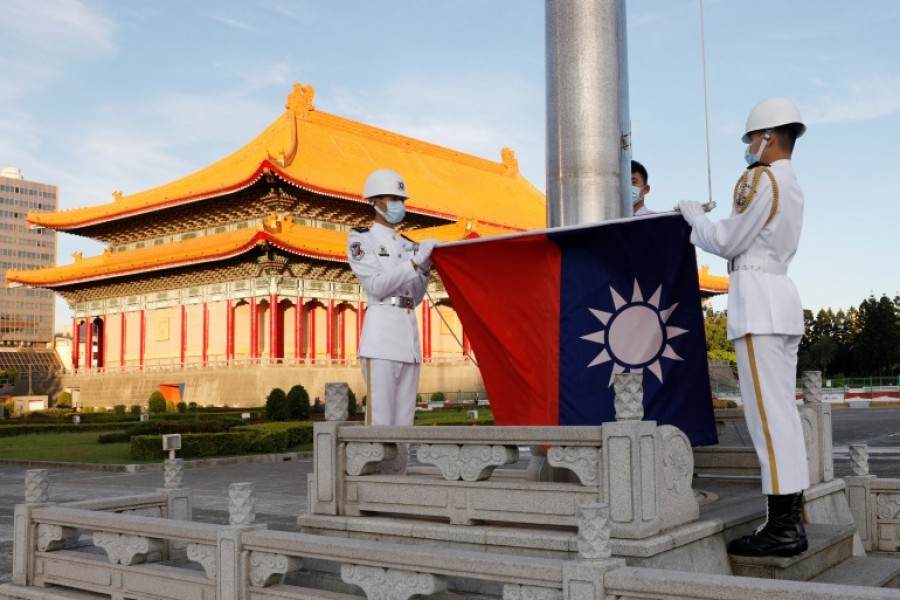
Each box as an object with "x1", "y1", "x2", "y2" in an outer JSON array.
[
  {"x1": 129, "y1": 405, "x2": 141, "y2": 415},
  {"x1": 188, "y1": 402, "x2": 198, "y2": 411},
  {"x1": 265, "y1": 388, "x2": 289, "y2": 421},
  {"x1": 166, "y1": 400, "x2": 176, "y2": 413},
  {"x1": 286, "y1": 385, "x2": 310, "y2": 420},
  {"x1": 430, "y1": 391, "x2": 445, "y2": 404},
  {"x1": 416, "y1": 394, "x2": 422, "y2": 404},
  {"x1": 113, "y1": 404, "x2": 126, "y2": 415},
  {"x1": 83, "y1": 406, "x2": 95, "y2": 414},
  {"x1": 347, "y1": 387, "x2": 357, "y2": 416},
  {"x1": 176, "y1": 401, "x2": 187, "y2": 413},
  {"x1": 148, "y1": 392, "x2": 166, "y2": 414},
  {"x1": 56, "y1": 391, "x2": 72, "y2": 407}
]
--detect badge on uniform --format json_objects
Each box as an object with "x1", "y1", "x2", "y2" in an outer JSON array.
[
  {"x1": 350, "y1": 242, "x2": 365, "y2": 261},
  {"x1": 378, "y1": 245, "x2": 390, "y2": 256}
]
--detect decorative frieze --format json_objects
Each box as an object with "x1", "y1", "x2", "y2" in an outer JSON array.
[
  {"x1": 546, "y1": 446, "x2": 600, "y2": 486},
  {"x1": 187, "y1": 542, "x2": 217, "y2": 578},
  {"x1": 248, "y1": 551, "x2": 303, "y2": 587},
  {"x1": 325, "y1": 382, "x2": 349, "y2": 421},
  {"x1": 340, "y1": 564, "x2": 447, "y2": 600},
  {"x1": 93, "y1": 531, "x2": 164, "y2": 565},
  {"x1": 802, "y1": 371, "x2": 823, "y2": 404},
  {"x1": 876, "y1": 494, "x2": 900, "y2": 520},
  {"x1": 850, "y1": 444, "x2": 870, "y2": 476},
  {"x1": 416, "y1": 443, "x2": 519, "y2": 481},
  {"x1": 164, "y1": 458, "x2": 184, "y2": 489},
  {"x1": 346, "y1": 442, "x2": 398, "y2": 476},
  {"x1": 36, "y1": 524, "x2": 77, "y2": 552}
]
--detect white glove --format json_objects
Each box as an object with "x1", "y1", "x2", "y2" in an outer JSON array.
[
  {"x1": 676, "y1": 200, "x2": 705, "y2": 225},
  {"x1": 414, "y1": 238, "x2": 439, "y2": 271}
]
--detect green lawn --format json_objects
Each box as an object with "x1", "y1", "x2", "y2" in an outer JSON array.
[{"x1": 0, "y1": 431, "x2": 137, "y2": 464}]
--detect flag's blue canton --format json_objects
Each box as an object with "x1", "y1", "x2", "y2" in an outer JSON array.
[{"x1": 551, "y1": 215, "x2": 717, "y2": 446}]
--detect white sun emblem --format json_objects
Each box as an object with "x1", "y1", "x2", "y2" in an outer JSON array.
[{"x1": 580, "y1": 279, "x2": 688, "y2": 386}]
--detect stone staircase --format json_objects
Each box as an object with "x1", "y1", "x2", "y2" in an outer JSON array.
[{"x1": 719, "y1": 500, "x2": 900, "y2": 589}]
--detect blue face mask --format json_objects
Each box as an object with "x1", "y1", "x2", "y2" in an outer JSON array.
[
  {"x1": 744, "y1": 134, "x2": 770, "y2": 166},
  {"x1": 631, "y1": 186, "x2": 643, "y2": 205},
  {"x1": 376, "y1": 200, "x2": 406, "y2": 224}
]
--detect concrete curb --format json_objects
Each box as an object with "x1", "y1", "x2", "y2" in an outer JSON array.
[{"x1": 0, "y1": 451, "x2": 313, "y2": 473}]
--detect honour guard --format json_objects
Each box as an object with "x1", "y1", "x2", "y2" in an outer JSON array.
[
  {"x1": 348, "y1": 168, "x2": 438, "y2": 443},
  {"x1": 678, "y1": 97, "x2": 809, "y2": 557}
]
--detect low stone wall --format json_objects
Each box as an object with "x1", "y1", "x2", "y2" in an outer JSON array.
[{"x1": 59, "y1": 361, "x2": 483, "y2": 408}]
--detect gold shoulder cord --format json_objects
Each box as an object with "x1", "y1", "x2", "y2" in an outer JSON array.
[{"x1": 732, "y1": 166, "x2": 779, "y2": 225}]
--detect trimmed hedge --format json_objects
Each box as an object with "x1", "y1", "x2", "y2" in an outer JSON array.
[
  {"x1": 97, "y1": 419, "x2": 235, "y2": 444},
  {"x1": 0, "y1": 422, "x2": 130, "y2": 437},
  {"x1": 130, "y1": 421, "x2": 314, "y2": 461}
]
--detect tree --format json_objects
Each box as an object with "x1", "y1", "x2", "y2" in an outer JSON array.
[
  {"x1": 286, "y1": 385, "x2": 310, "y2": 420},
  {"x1": 148, "y1": 391, "x2": 167, "y2": 414},
  {"x1": 853, "y1": 294, "x2": 900, "y2": 376},
  {"x1": 702, "y1": 306, "x2": 735, "y2": 364},
  {"x1": 265, "y1": 388, "x2": 290, "y2": 421},
  {"x1": 806, "y1": 336, "x2": 837, "y2": 376}
]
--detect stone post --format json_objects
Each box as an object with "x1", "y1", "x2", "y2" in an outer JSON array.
[
  {"x1": 557, "y1": 501, "x2": 625, "y2": 600},
  {"x1": 219, "y1": 482, "x2": 266, "y2": 600},
  {"x1": 601, "y1": 373, "x2": 660, "y2": 538},
  {"x1": 13, "y1": 470, "x2": 53, "y2": 585},
  {"x1": 161, "y1": 458, "x2": 190, "y2": 558},
  {"x1": 845, "y1": 443, "x2": 876, "y2": 551},
  {"x1": 799, "y1": 370, "x2": 833, "y2": 484}
]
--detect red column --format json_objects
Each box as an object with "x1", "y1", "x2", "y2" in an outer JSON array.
[
  {"x1": 326, "y1": 299, "x2": 335, "y2": 361},
  {"x1": 463, "y1": 331, "x2": 471, "y2": 360},
  {"x1": 85, "y1": 319, "x2": 93, "y2": 369},
  {"x1": 180, "y1": 305, "x2": 187, "y2": 367},
  {"x1": 99, "y1": 317, "x2": 106, "y2": 369},
  {"x1": 226, "y1": 299, "x2": 234, "y2": 362},
  {"x1": 269, "y1": 294, "x2": 278, "y2": 360},
  {"x1": 339, "y1": 305, "x2": 346, "y2": 362},
  {"x1": 139, "y1": 310, "x2": 146, "y2": 370},
  {"x1": 71, "y1": 319, "x2": 79, "y2": 370},
  {"x1": 202, "y1": 303, "x2": 209, "y2": 366},
  {"x1": 294, "y1": 296, "x2": 303, "y2": 362},
  {"x1": 423, "y1": 302, "x2": 432, "y2": 362},
  {"x1": 250, "y1": 296, "x2": 258, "y2": 360},
  {"x1": 309, "y1": 305, "x2": 316, "y2": 364},
  {"x1": 120, "y1": 312, "x2": 126, "y2": 367}
]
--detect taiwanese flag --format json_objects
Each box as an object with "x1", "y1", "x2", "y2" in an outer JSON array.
[{"x1": 432, "y1": 213, "x2": 717, "y2": 446}]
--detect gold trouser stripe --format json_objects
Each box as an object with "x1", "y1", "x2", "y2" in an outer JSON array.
[
  {"x1": 364, "y1": 358, "x2": 372, "y2": 426},
  {"x1": 746, "y1": 334, "x2": 779, "y2": 494}
]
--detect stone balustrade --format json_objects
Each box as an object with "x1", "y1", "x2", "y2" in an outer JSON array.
[{"x1": 309, "y1": 377, "x2": 699, "y2": 540}]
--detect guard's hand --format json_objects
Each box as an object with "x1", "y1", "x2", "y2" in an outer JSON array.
[
  {"x1": 415, "y1": 238, "x2": 439, "y2": 271},
  {"x1": 676, "y1": 200, "x2": 705, "y2": 225}
]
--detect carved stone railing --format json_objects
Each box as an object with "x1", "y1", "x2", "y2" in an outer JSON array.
[
  {"x1": 308, "y1": 374, "x2": 699, "y2": 540},
  {"x1": 9, "y1": 468, "x2": 628, "y2": 600},
  {"x1": 698, "y1": 371, "x2": 834, "y2": 486}
]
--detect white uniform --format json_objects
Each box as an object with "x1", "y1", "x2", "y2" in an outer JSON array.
[
  {"x1": 347, "y1": 222, "x2": 429, "y2": 427},
  {"x1": 688, "y1": 159, "x2": 809, "y2": 495}
]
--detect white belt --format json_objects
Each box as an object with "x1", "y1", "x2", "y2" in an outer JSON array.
[
  {"x1": 375, "y1": 296, "x2": 414, "y2": 309},
  {"x1": 727, "y1": 255, "x2": 788, "y2": 275}
]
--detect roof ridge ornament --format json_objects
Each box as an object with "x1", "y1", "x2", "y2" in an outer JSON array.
[
  {"x1": 286, "y1": 83, "x2": 315, "y2": 116},
  {"x1": 112, "y1": 190, "x2": 123, "y2": 202},
  {"x1": 500, "y1": 148, "x2": 519, "y2": 174}
]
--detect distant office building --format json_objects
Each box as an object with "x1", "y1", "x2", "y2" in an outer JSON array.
[{"x1": 0, "y1": 167, "x2": 57, "y2": 346}]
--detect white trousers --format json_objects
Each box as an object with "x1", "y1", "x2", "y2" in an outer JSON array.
[
  {"x1": 361, "y1": 358, "x2": 420, "y2": 426},
  {"x1": 733, "y1": 334, "x2": 809, "y2": 495}
]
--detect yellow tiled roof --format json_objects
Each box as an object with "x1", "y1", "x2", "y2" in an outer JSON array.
[
  {"x1": 698, "y1": 265, "x2": 729, "y2": 295},
  {"x1": 29, "y1": 83, "x2": 546, "y2": 233},
  {"x1": 6, "y1": 217, "x2": 498, "y2": 288}
]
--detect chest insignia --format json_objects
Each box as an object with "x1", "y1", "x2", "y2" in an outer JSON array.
[{"x1": 378, "y1": 245, "x2": 390, "y2": 257}]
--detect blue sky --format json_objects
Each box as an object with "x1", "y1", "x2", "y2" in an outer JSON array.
[{"x1": 1, "y1": 0, "x2": 898, "y2": 328}]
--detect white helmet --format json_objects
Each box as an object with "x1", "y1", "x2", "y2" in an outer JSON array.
[
  {"x1": 742, "y1": 97, "x2": 806, "y2": 143},
  {"x1": 363, "y1": 168, "x2": 409, "y2": 200}
]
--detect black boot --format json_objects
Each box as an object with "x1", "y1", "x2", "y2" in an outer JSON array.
[{"x1": 728, "y1": 491, "x2": 808, "y2": 557}]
